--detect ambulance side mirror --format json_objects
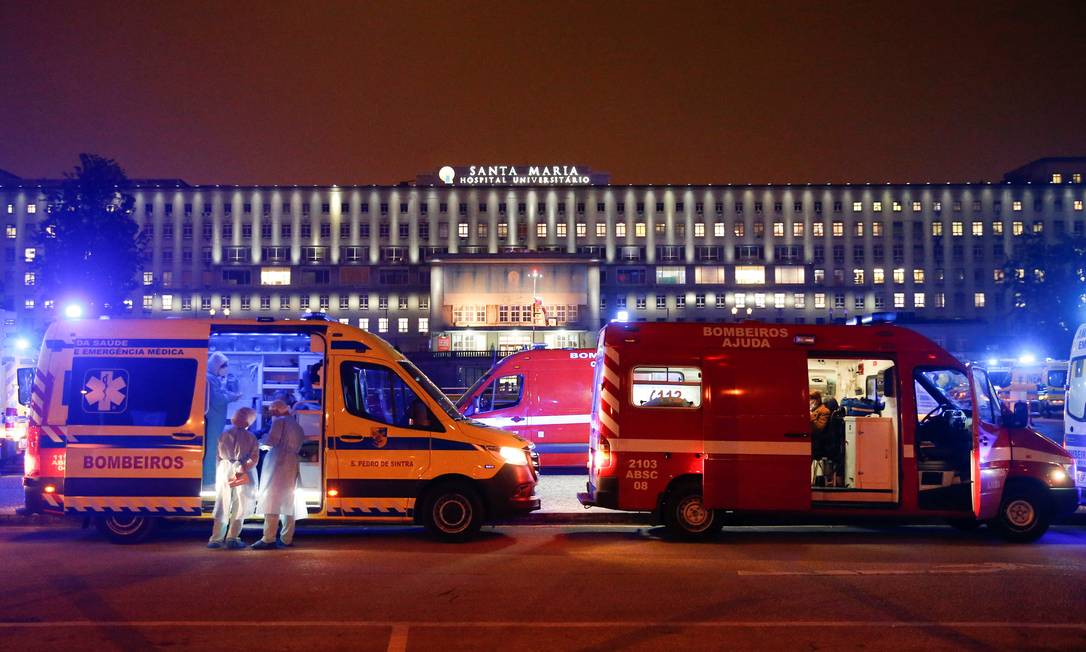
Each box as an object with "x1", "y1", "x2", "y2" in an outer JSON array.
[
  {"x1": 882, "y1": 368, "x2": 895, "y2": 398},
  {"x1": 17, "y1": 368, "x2": 33, "y2": 407}
]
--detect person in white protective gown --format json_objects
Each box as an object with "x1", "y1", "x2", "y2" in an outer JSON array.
[
  {"x1": 207, "y1": 407, "x2": 260, "y2": 549},
  {"x1": 251, "y1": 400, "x2": 307, "y2": 549}
]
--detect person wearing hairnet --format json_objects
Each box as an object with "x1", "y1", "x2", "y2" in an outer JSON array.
[
  {"x1": 208, "y1": 407, "x2": 260, "y2": 549},
  {"x1": 204, "y1": 352, "x2": 242, "y2": 487},
  {"x1": 252, "y1": 400, "x2": 307, "y2": 549}
]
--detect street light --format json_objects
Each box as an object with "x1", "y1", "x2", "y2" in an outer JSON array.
[{"x1": 63, "y1": 303, "x2": 84, "y2": 319}]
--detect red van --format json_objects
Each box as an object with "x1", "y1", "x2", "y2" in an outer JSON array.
[
  {"x1": 578, "y1": 322, "x2": 1078, "y2": 542},
  {"x1": 457, "y1": 349, "x2": 595, "y2": 468}
]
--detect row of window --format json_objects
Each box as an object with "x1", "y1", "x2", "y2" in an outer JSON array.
[{"x1": 605, "y1": 290, "x2": 989, "y2": 311}]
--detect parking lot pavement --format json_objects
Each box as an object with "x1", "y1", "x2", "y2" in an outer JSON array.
[{"x1": 0, "y1": 474, "x2": 22, "y2": 514}]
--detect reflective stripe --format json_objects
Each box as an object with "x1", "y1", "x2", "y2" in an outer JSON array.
[
  {"x1": 603, "y1": 365, "x2": 620, "y2": 388},
  {"x1": 1013, "y1": 447, "x2": 1069, "y2": 465},
  {"x1": 609, "y1": 438, "x2": 702, "y2": 454},
  {"x1": 598, "y1": 410, "x2": 621, "y2": 437},
  {"x1": 608, "y1": 438, "x2": 809, "y2": 456},
  {"x1": 64, "y1": 495, "x2": 201, "y2": 512}
]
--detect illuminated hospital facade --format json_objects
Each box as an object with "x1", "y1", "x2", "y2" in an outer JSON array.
[{"x1": 2, "y1": 158, "x2": 1085, "y2": 356}]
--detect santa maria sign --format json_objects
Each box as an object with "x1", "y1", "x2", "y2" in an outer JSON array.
[{"x1": 420, "y1": 165, "x2": 609, "y2": 186}]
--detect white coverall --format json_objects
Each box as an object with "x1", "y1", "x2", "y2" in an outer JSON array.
[
  {"x1": 209, "y1": 426, "x2": 260, "y2": 544},
  {"x1": 256, "y1": 415, "x2": 307, "y2": 545}
]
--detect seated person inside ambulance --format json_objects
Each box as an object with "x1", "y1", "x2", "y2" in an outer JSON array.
[{"x1": 810, "y1": 391, "x2": 831, "y2": 435}]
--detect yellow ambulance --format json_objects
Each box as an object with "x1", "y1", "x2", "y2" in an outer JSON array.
[{"x1": 22, "y1": 317, "x2": 539, "y2": 542}]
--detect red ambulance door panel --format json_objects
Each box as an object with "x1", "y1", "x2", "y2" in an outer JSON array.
[
  {"x1": 702, "y1": 350, "x2": 812, "y2": 512},
  {"x1": 970, "y1": 368, "x2": 1005, "y2": 520}
]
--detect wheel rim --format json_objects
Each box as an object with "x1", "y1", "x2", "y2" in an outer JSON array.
[
  {"x1": 434, "y1": 494, "x2": 472, "y2": 534},
  {"x1": 1004, "y1": 499, "x2": 1036, "y2": 530},
  {"x1": 106, "y1": 514, "x2": 146, "y2": 536},
  {"x1": 677, "y1": 495, "x2": 712, "y2": 533}
]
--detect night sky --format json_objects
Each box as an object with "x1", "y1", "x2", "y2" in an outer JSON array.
[{"x1": 2, "y1": 1, "x2": 1084, "y2": 186}]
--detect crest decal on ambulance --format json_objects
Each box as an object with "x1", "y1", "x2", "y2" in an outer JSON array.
[{"x1": 83, "y1": 369, "x2": 129, "y2": 413}]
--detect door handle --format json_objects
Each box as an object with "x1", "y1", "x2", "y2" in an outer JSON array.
[
  {"x1": 510, "y1": 416, "x2": 524, "y2": 423},
  {"x1": 340, "y1": 434, "x2": 365, "y2": 442},
  {"x1": 784, "y1": 432, "x2": 809, "y2": 439},
  {"x1": 171, "y1": 432, "x2": 198, "y2": 441}
]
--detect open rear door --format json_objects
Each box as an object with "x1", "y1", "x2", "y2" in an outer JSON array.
[{"x1": 702, "y1": 350, "x2": 812, "y2": 512}]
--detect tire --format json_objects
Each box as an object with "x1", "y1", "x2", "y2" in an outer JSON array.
[
  {"x1": 422, "y1": 482, "x2": 484, "y2": 542},
  {"x1": 946, "y1": 517, "x2": 983, "y2": 531},
  {"x1": 95, "y1": 513, "x2": 157, "y2": 544},
  {"x1": 992, "y1": 485, "x2": 1051, "y2": 543},
  {"x1": 663, "y1": 482, "x2": 722, "y2": 541}
]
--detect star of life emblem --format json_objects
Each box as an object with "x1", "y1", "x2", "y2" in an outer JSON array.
[{"x1": 83, "y1": 369, "x2": 129, "y2": 413}]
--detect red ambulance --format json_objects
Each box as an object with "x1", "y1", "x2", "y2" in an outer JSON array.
[
  {"x1": 457, "y1": 349, "x2": 595, "y2": 468},
  {"x1": 578, "y1": 321, "x2": 1078, "y2": 542}
]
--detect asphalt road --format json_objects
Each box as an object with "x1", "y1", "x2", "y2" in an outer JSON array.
[{"x1": 1, "y1": 523, "x2": 1085, "y2": 650}]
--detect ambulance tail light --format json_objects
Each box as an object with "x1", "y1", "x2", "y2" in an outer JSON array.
[
  {"x1": 24, "y1": 424, "x2": 40, "y2": 479},
  {"x1": 595, "y1": 437, "x2": 613, "y2": 471}
]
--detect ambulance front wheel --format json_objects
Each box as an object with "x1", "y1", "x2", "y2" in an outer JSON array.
[
  {"x1": 422, "y1": 482, "x2": 484, "y2": 542},
  {"x1": 95, "y1": 513, "x2": 158, "y2": 544},
  {"x1": 992, "y1": 485, "x2": 1051, "y2": 543},
  {"x1": 663, "y1": 483, "x2": 723, "y2": 541}
]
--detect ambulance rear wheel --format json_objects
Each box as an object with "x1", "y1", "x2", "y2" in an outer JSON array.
[
  {"x1": 993, "y1": 486, "x2": 1050, "y2": 543},
  {"x1": 95, "y1": 514, "x2": 157, "y2": 544},
  {"x1": 664, "y1": 484, "x2": 722, "y2": 541},
  {"x1": 422, "y1": 482, "x2": 483, "y2": 542}
]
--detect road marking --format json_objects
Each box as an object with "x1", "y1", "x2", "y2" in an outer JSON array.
[
  {"x1": 738, "y1": 562, "x2": 1046, "y2": 576},
  {"x1": 387, "y1": 624, "x2": 408, "y2": 652},
  {"x1": 0, "y1": 620, "x2": 1084, "y2": 630}
]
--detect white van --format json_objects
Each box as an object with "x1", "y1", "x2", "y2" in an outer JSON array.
[
  {"x1": 1064, "y1": 324, "x2": 1086, "y2": 501},
  {"x1": 22, "y1": 318, "x2": 539, "y2": 542}
]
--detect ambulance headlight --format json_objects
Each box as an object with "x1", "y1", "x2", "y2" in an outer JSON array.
[
  {"x1": 484, "y1": 445, "x2": 529, "y2": 466},
  {"x1": 1050, "y1": 463, "x2": 1074, "y2": 486}
]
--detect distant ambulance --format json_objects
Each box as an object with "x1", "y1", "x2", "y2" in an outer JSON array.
[
  {"x1": 578, "y1": 322, "x2": 1078, "y2": 542},
  {"x1": 1064, "y1": 324, "x2": 1086, "y2": 500},
  {"x1": 1036, "y1": 361, "x2": 1069, "y2": 418},
  {"x1": 22, "y1": 318, "x2": 539, "y2": 543},
  {"x1": 457, "y1": 349, "x2": 595, "y2": 468}
]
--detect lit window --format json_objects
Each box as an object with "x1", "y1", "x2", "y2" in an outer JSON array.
[
  {"x1": 1012, "y1": 201, "x2": 1022, "y2": 212},
  {"x1": 162, "y1": 295, "x2": 174, "y2": 311},
  {"x1": 596, "y1": 223, "x2": 607, "y2": 237},
  {"x1": 23, "y1": 272, "x2": 35, "y2": 286},
  {"x1": 993, "y1": 269, "x2": 1005, "y2": 282},
  {"x1": 694, "y1": 223, "x2": 705, "y2": 237},
  {"x1": 873, "y1": 268, "x2": 885, "y2": 284},
  {"x1": 1074, "y1": 174, "x2": 1083, "y2": 184},
  {"x1": 458, "y1": 223, "x2": 469, "y2": 238},
  {"x1": 615, "y1": 223, "x2": 626, "y2": 237},
  {"x1": 143, "y1": 272, "x2": 153, "y2": 285},
  {"x1": 774, "y1": 266, "x2": 805, "y2": 284},
  {"x1": 635, "y1": 223, "x2": 646, "y2": 237},
  {"x1": 260, "y1": 267, "x2": 291, "y2": 285},
  {"x1": 656, "y1": 266, "x2": 686, "y2": 284},
  {"x1": 773, "y1": 292, "x2": 785, "y2": 308},
  {"x1": 813, "y1": 223, "x2": 824, "y2": 237},
  {"x1": 536, "y1": 223, "x2": 547, "y2": 238},
  {"x1": 913, "y1": 269, "x2": 925, "y2": 284},
  {"x1": 398, "y1": 318, "x2": 409, "y2": 333},
  {"x1": 734, "y1": 265, "x2": 766, "y2": 285},
  {"x1": 27, "y1": 204, "x2": 36, "y2": 214},
  {"x1": 814, "y1": 293, "x2": 826, "y2": 309},
  {"x1": 993, "y1": 222, "x2": 1004, "y2": 235},
  {"x1": 951, "y1": 221, "x2": 963, "y2": 236},
  {"x1": 694, "y1": 266, "x2": 726, "y2": 284},
  {"x1": 972, "y1": 221, "x2": 983, "y2": 236},
  {"x1": 931, "y1": 222, "x2": 943, "y2": 236},
  {"x1": 914, "y1": 293, "x2": 925, "y2": 308},
  {"x1": 398, "y1": 296, "x2": 408, "y2": 310},
  {"x1": 854, "y1": 222, "x2": 864, "y2": 237},
  {"x1": 871, "y1": 221, "x2": 883, "y2": 237},
  {"x1": 1033, "y1": 221, "x2": 1044, "y2": 234},
  {"x1": 713, "y1": 222, "x2": 725, "y2": 237},
  {"x1": 893, "y1": 201, "x2": 902, "y2": 212},
  {"x1": 933, "y1": 201, "x2": 942, "y2": 211},
  {"x1": 893, "y1": 292, "x2": 905, "y2": 308},
  {"x1": 359, "y1": 317, "x2": 369, "y2": 331},
  {"x1": 1012, "y1": 221, "x2": 1024, "y2": 235},
  {"x1": 754, "y1": 293, "x2": 766, "y2": 308},
  {"x1": 772, "y1": 222, "x2": 784, "y2": 237},
  {"x1": 418, "y1": 317, "x2": 428, "y2": 333},
  {"x1": 934, "y1": 293, "x2": 945, "y2": 308},
  {"x1": 794, "y1": 293, "x2": 805, "y2": 308},
  {"x1": 143, "y1": 295, "x2": 153, "y2": 310},
  {"x1": 852, "y1": 201, "x2": 863, "y2": 212},
  {"x1": 1052, "y1": 173, "x2": 1063, "y2": 184},
  {"x1": 793, "y1": 222, "x2": 804, "y2": 237},
  {"x1": 734, "y1": 223, "x2": 745, "y2": 237},
  {"x1": 556, "y1": 223, "x2": 568, "y2": 238},
  {"x1": 5, "y1": 204, "x2": 11, "y2": 214},
  {"x1": 5, "y1": 224, "x2": 15, "y2": 239},
  {"x1": 912, "y1": 201, "x2": 922, "y2": 211},
  {"x1": 852, "y1": 269, "x2": 864, "y2": 285},
  {"x1": 974, "y1": 292, "x2": 986, "y2": 308},
  {"x1": 893, "y1": 268, "x2": 905, "y2": 284},
  {"x1": 24, "y1": 298, "x2": 34, "y2": 310},
  {"x1": 1075, "y1": 200, "x2": 1083, "y2": 211},
  {"x1": 378, "y1": 317, "x2": 389, "y2": 333},
  {"x1": 832, "y1": 222, "x2": 844, "y2": 237},
  {"x1": 873, "y1": 201, "x2": 883, "y2": 212}
]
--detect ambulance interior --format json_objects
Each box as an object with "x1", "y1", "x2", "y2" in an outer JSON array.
[
  {"x1": 206, "y1": 332, "x2": 325, "y2": 512},
  {"x1": 807, "y1": 357, "x2": 899, "y2": 503}
]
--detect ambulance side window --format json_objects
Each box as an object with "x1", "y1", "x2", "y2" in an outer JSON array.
[
  {"x1": 631, "y1": 366, "x2": 702, "y2": 408},
  {"x1": 971, "y1": 368, "x2": 998, "y2": 426},
  {"x1": 475, "y1": 375, "x2": 524, "y2": 414},
  {"x1": 65, "y1": 357, "x2": 197, "y2": 427},
  {"x1": 340, "y1": 361, "x2": 441, "y2": 432}
]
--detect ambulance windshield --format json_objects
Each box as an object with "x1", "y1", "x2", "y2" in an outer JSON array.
[{"x1": 399, "y1": 360, "x2": 465, "y2": 421}]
